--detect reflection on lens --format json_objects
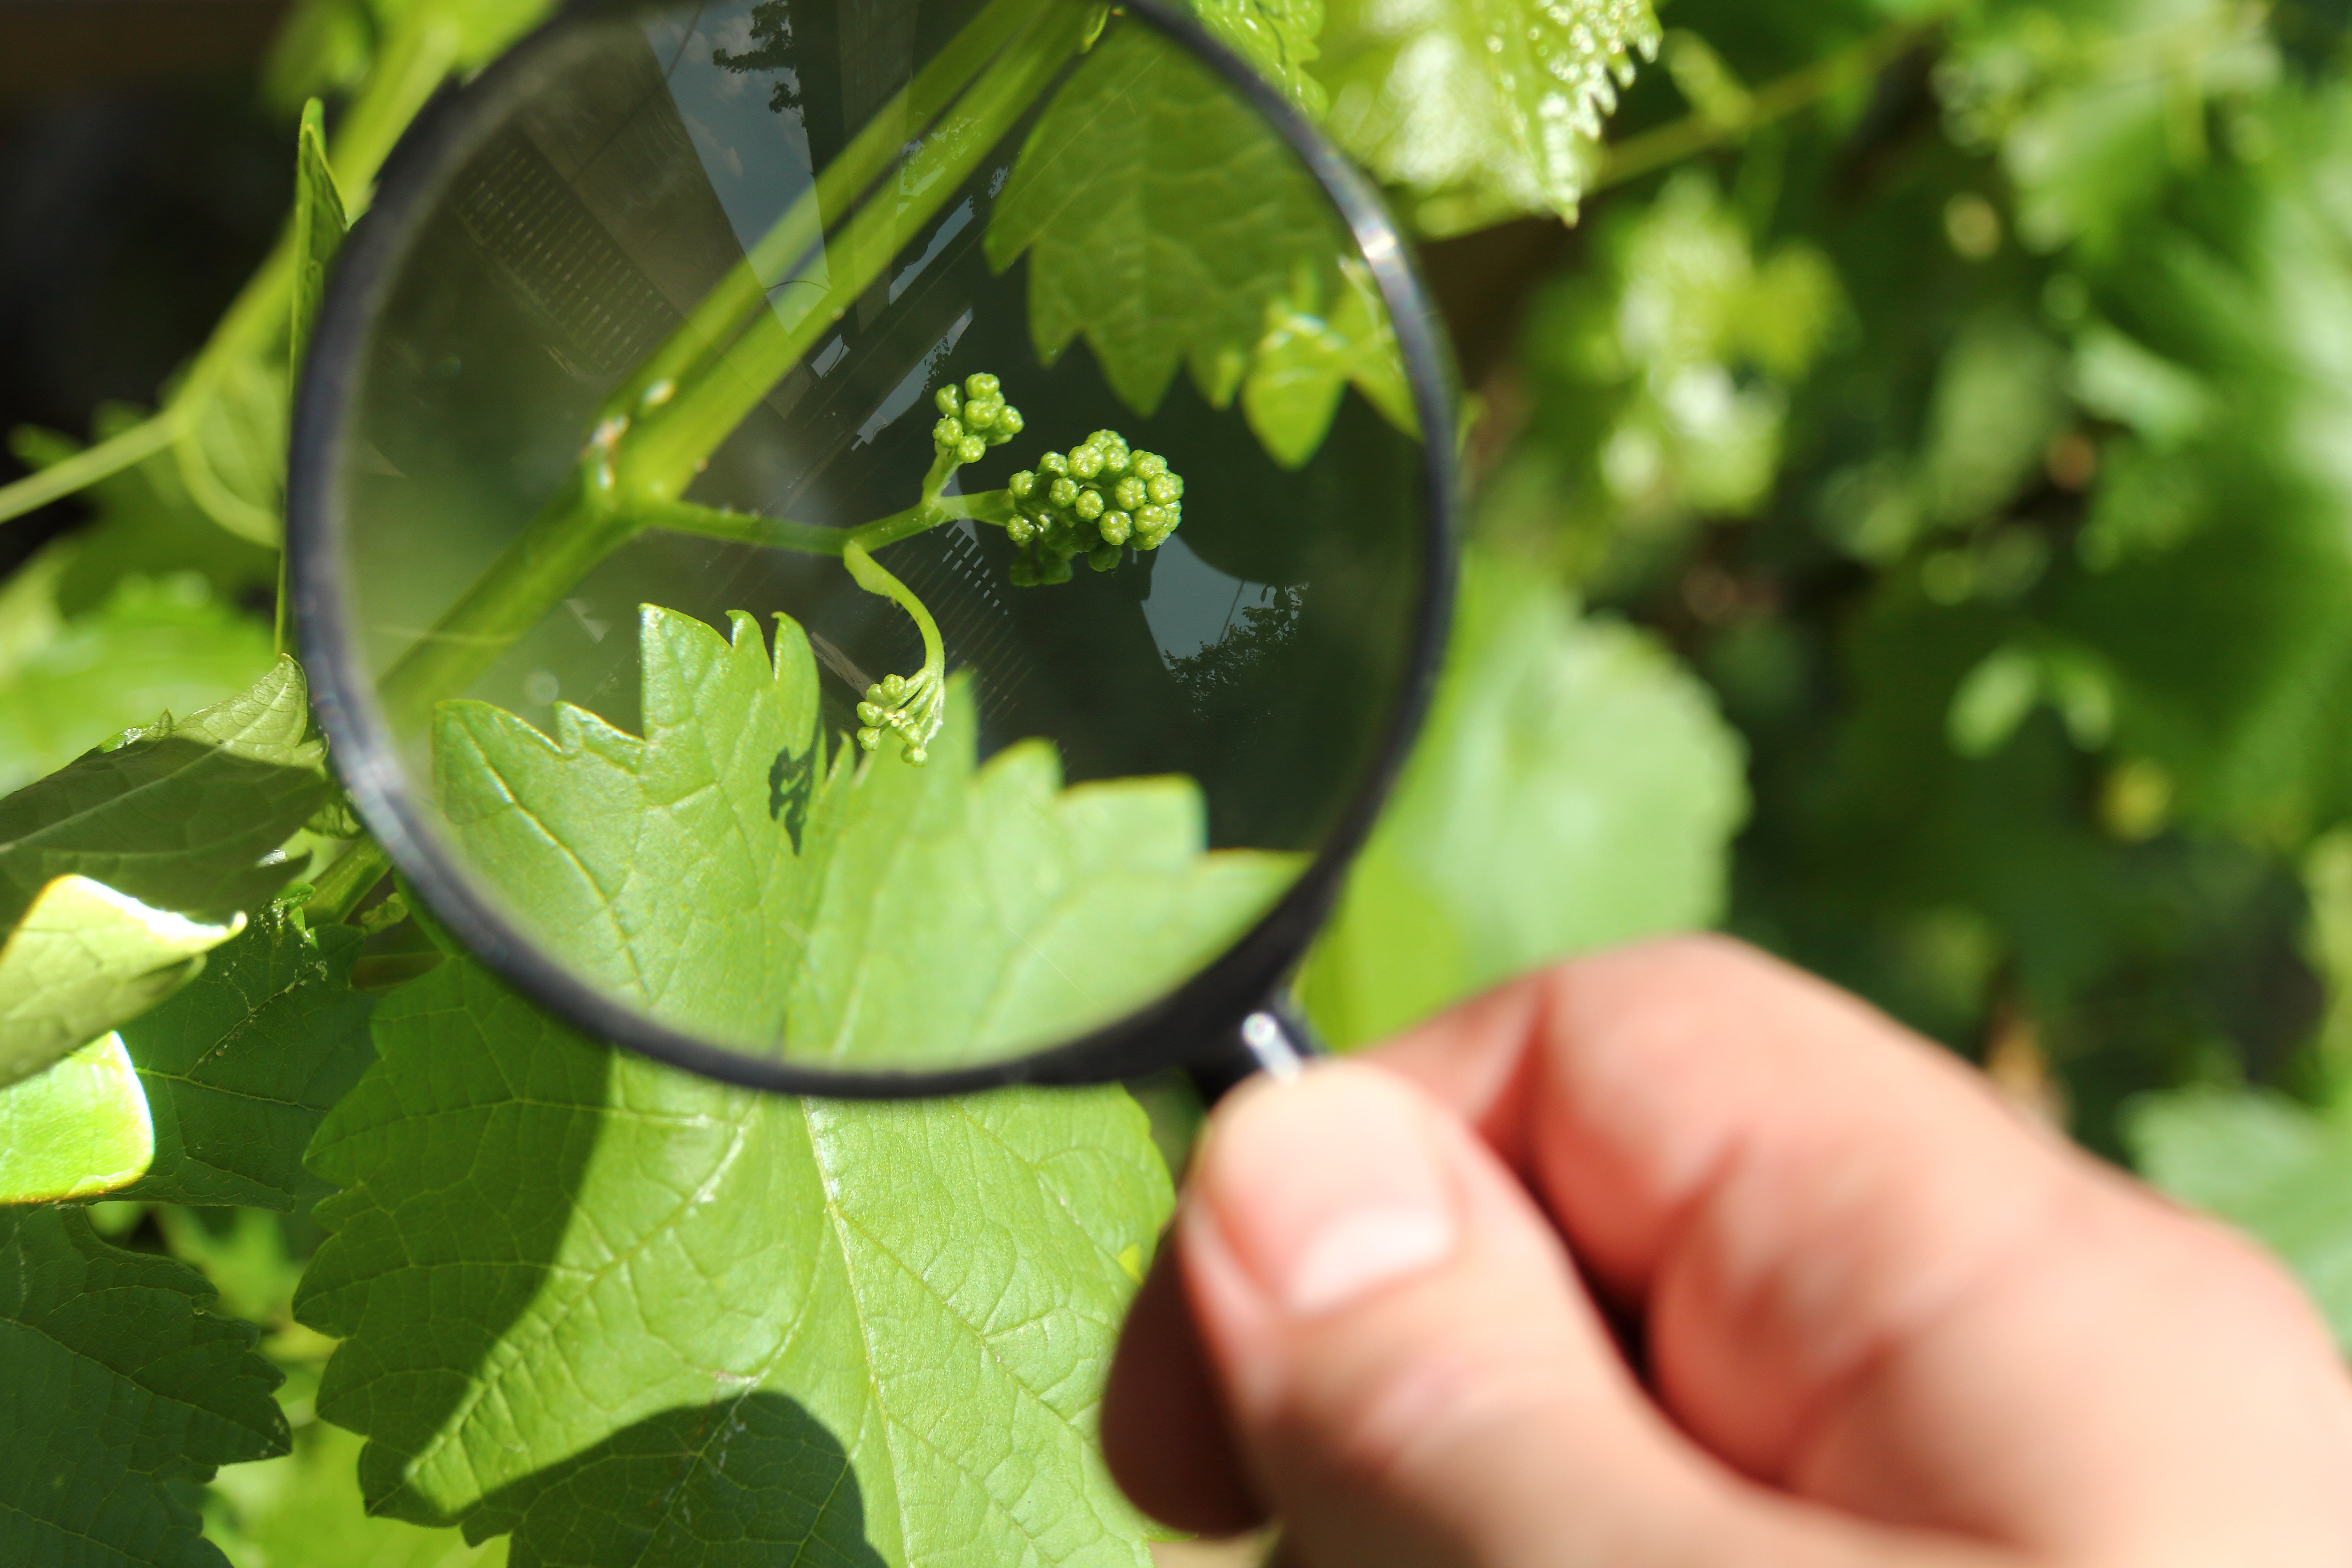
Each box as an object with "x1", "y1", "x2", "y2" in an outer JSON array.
[{"x1": 323, "y1": 0, "x2": 1432, "y2": 1074}]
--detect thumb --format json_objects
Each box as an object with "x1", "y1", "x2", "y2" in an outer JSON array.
[{"x1": 1170, "y1": 1061, "x2": 2006, "y2": 1568}]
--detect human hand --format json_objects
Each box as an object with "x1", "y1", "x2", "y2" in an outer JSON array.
[{"x1": 1103, "y1": 937, "x2": 2352, "y2": 1567}]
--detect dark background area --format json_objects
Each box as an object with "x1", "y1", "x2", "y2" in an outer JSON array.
[{"x1": 0, "y1": 0, "x2": 292, "y2": 571}]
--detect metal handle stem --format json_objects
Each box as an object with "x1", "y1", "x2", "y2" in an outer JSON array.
[{"x1": 1184, "y1": 1003, "x2": 1322, "y2": 1106}]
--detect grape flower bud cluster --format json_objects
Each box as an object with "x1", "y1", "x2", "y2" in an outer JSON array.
[
  {"x1": 856, "y1": 666, "x2": 946, "y2": 765},
  {"x1": 933, "y1": 373, "x2": 1025, "y2": 466},
  {"x1": 1003, "y1": 431, "x2": 1184, "y2": 586}
]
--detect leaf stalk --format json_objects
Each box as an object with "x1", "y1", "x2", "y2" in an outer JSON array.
[{"x1": 1593, "y1": 14, "x2": 1950, "y2": 194}]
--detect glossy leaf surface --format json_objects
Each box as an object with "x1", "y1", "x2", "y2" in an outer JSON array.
[{"x1": 1317, "y1": 0, "x2": 1660, "y2": 231}]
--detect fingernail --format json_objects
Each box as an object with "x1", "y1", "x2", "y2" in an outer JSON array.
[{"x1": 1200, "y1": 1066, "x2": 1458, "y2": 1317}]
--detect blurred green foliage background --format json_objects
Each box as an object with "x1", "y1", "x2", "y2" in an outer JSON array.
[{"x1": 1423, "y1": 0, "x2": 2352, "y2": 1332}]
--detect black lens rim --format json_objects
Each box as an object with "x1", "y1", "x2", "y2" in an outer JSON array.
[{"x1": 290, "y1": 0, "x2": 1459, "y2": 1098}]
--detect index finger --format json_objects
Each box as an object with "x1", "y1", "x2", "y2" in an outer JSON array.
[
  {"x1": 1363, "y1": 934, "x2": 2322, "y2": 1522},
  {"x1": 1370, "y1": 935, "x2": 2081, "y2": 1310}
]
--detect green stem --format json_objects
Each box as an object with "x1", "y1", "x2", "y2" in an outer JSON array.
[
  {"x1": 636, "y1": 499, "x2": 852, "y2": 554},
  {"x1": 921, "y1": 446, "x2": 964, "y2": 504},
  {"x1": 844, "y1": 541, "x2": 945, "y2": 678},
  {"x1": 640, "y1": 490, "x2": 1013, "y2": 553},
  {"x1": 169, "y1": 244, "x2": 294, "y2": 544},
  {"x1": 38, "y1": 231, "x2": 298, "y2": 543},
  {"x1": 376, "y1": 479, "x2": 1015, "y2": 733},
  {"x1": 617, "y1": 2, "x2": 1080, "y2": 496},
  {"x1": 275, "y1": 549, "x2": 294, "y2": 658},
  {"x1": 172, "y1": 17, "x2": 466, "y2": 545},
  {"x1": 1593, "y1": 15, "x2": 1946, "y2": 193},
  {"x1": 328, "y1": 16, "x2": 465, "y2": 204},
  {"x1": 378, "y1": 474, "x2": 638, "y2": 732},
  {"x1": 308, "y1": 837, "x2": 391, "y2": 926},
  {"x1": 840, "y1": 538, "x2": 950, "y2": 764},
  {"x1": 842, "y1": 539, "x2": 949, "y2": 761},
  {"x1": 375, "y1": 0, "x2": 1087, "y2": 721},
  {"x1": 601, "y1": 0, "x2": 1053, "y2": 429},
  {"x1": 0, "y1": 414, "x2": 179, "y2": 525},
  {"x1": 859, "y1": 488, "x2": 1017, "y2": 544}
]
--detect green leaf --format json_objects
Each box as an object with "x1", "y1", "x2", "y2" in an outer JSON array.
[
  {"x1": 2125, "y1": 1087, "x2": 2352, "y2": 1351},
  {"x1": 0, "y1": 655, "x2": 330, "y2": 1083},
  {"x1": 0, "y1": 570, "x2": 277, "y2": 799},
  {"x1": 8, "y1": 415, "x2": 279, "y2": 616},
  {"x1": 1298, "y1": 545, "x2": 1749, "y2": 1046},
  {"x1": 296, "y1": 953, "x2": 1173, "y2": 1567},
  {"x1": 0, "y1": 1033, "x2": 154, "y2": 1204},
  {"x1": 1316, "y1": 0, "x2": 1660, "y2": 232},
  {"x1": 0, "y1": 876, "x2": 243, "y2": 1088},
  {"x1": 1947, "y1": 643, "x2": 2043, "y2": 759},
  {"x1": 173, "y1": 348, "x2": 290, "y2": 549},
  {"x1": 0, "y1": 655, "x2": 331, "y2": 936},
  {"x1": 1916, "y1": 310, "x2": 2069, "y2": 529},
  {"x1": 0, "y1": 1204, "x2": 287, "y2": 1568},
  {"x1": 1188, "y1": 0, "x2": 1329, "y2": 111},
  {"x1": 2036, "y1": 95, "x2": 2352, "y2": 840},
  {"x1": 292, "y1": 97, "x2": 352, "y2": 384},
  {"x1": 111, "y1": 900, "x2": 377, "y2": 1210},
  {"x1": 1491, "y1": 173, "x2": 1842, "y2": 585},
  {"x1": 987, "y1": 26, "x2": 1341, "y2": 416},
  {"x1": 1938, "y1": 0, "x2": 2277, "y2": 256},
  {"x1": 1240, "y1": 257, "x2": 1420, "y2": 467},
  {"x1": 208, "y1": 1421, "x2": 507, "y2": 1568},
  {"x1": 432, "y1": 605, "x2": 1298, "y2": 1069}
]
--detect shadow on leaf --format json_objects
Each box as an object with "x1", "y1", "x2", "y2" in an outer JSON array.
[
  {"x1": 301, "y1": 961, "x2": 888, "y2": 1568},
  {"x1": 0, "y1": 736, "x2": 328, "y2": 929},
  {"x1": 474, "y1": 1393, "x2": 885, "y2": 1568}
]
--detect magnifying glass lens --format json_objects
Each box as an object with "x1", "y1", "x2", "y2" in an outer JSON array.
[{"x1": 309, "y1": 0, "x2": 1440, "y2": 1081}]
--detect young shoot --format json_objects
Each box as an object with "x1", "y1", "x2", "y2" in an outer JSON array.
[
  {"x1": 391, "y1": 366, "x2": 1187, "y2": 769},
  {"x1": 844, "y1": 541, "x2": 947, "y2": 765},
  {"x1": 799, "y1": 371, "x2": 1186, "y2": 766}
]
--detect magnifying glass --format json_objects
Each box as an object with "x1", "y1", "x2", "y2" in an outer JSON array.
[{"x1": 289, "y1": 0, "x2": 1455, "y2": 1100}]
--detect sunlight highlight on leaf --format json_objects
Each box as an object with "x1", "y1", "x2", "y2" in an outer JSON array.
[
  {"x1": 0, "y1": 1032, "x2": 154, "y2": 1203},
  {"x1": 0, "y1": 877, "x2": 242, "y2": 1087},
  {"x1": 1318, "y1": 0, "x2": 1661, "y2": 231}
]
